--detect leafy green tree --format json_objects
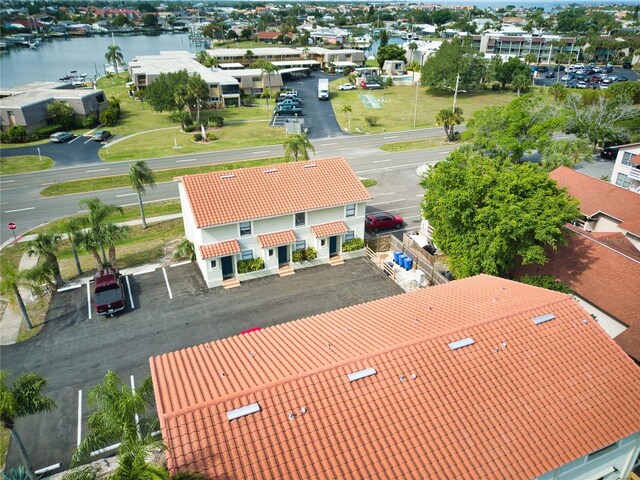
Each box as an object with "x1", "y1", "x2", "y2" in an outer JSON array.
[
  {"x1": 539, "y1": 138, "x2": 593, "y2": 171},
  {"x1": 284, "y1": 134, "x2": 315, "y2": 162},
  {"x1": 0, "y1": 371, "x2": 56, "y2": 480},
  {"x1": 27, "y1": 233, "x2": 64, "y2": 287},
  {"x1": 105, "y1": 44, "x2": 124, "y2": 77},
  {"x1": 244, "y1": 50, "x2": 254, "y2": 63},
  {"x1": 519, "y1": 275, "x2": 572, "y2": 293},
  {"x1": 376, "y1": 44, "x2": 406, "y2": 68},
  {"x1": 129, "y1": 161, "x2": 156, "y2": 229},
  {"x1": 512, "y1": 73, "x2": 530, "y2": 96},
  {"x1": 142, "y1": 14, "x2": 158, "y2": 27},
  {"x1": 421, "y1": 37, "x2": 485, "y2": 91},
  {"x1": 111, "y1": 14, "x2": 130, "y2": 27},
  {"x1": 144, "y1": 70, "x2": 190, "y2": 112},
  {"x1": 495, "y1": 57, "x2": 530, "y2": 89},
  {"x1": 378, "y1": 29, "x2": 389, "y2": 48},
  {"x1": 548, "y1": 82, "x2": 567, "y2": 102},
  {"x1": 419, "y1": 148, "x2": 580, "y2": 278},
  {"x1": 524, "y1": 52, "x2": 537, "y2": 65},
  {"x1": 463, "y1": 95, "x2": 563, "y2": 163},
  {"x1": 47, "y1": 101, "x2": 74, "y2": 128},
  {"x1": 605, "y1": 81, "x2": 640, "y2": 104},
  {"x1": 0, "y1": 258, "x2": 38, "y2": 331},
  {"x1": 435, "y1": 107, "x2": 463, "y2": 141}
]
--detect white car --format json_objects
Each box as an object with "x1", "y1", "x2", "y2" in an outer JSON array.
[{"x1": 338, "y1": 83, "x2": 356, "y2": 91}]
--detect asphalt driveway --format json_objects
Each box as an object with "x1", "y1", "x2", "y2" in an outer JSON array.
[
  {"x1": 1, "y1": 258, "x2": 403, "y2": 474},
  {"x1": 1, "y1": 135, "x2": 103, "y2": 168}
]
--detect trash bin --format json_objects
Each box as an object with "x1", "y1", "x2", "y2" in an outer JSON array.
[
  {"x1": 403, "y1": 257, "x2": 413, "y2": 270},
  {"x1": 397, "y1": 254, "x2": 406, "y2": 266},
  {"x1": 393, "y1": 251, "x2": 402, "y2": 264}
]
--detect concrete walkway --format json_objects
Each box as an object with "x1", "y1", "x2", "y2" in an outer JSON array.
[{"x1": 0, "y1": 213, "x2": 184, "y2": 345}]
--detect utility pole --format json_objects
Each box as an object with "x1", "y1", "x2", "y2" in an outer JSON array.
[{"x1": 452, "y1": 73, "x2": 460, "y2": 111}]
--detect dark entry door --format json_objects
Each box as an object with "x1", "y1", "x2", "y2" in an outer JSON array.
[
  {"x1": 329, "y1": 236, "x2": 338, "y2": 257},
  {"x1": 278, "y1": 245, "x2": 288, "y2": 265},
  {"x1": 221, "y1": 256, "x2": 234, "y2": 279}
]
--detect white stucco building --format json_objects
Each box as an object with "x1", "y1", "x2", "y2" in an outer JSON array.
[
  {"x1": 178, "y1": 157, "x2": 371, "y2": 288},
  {"x1": 610, "y1": 142, "x2": 640, "y2": 193}
]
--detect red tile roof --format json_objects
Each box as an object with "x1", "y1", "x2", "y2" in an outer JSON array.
[
  {"x1": 199, "y1": 240, "x2": 241, "y2": 259},
  {"x1": 180, "y1": 157, "x2": 371, "y2": 229},
  {"x1": 256, "y1": 31, "x2": 279, "y2": 39},
  {"x1": 257, "y1": 230, "x2": 296, "y2": 248},
  {"x1": 310, "y1": 220, "x2": 349, "y2": 237},
  {"x1": 550, "y1": 166, "x2": 640, "y2": 236},
  {"x1": 516, "y1": 225, "x2": 640, "y2": 362},
  {"x1": 150, "y1": 275, "x2": 640, "y2": 479}
]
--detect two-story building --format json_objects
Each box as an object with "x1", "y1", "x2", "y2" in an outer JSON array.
[
  {"x1": 178, "y1": 157, "x2": 371, "y2": 288},
  {"x1": 610, "y1": 142, "x2": 640, "y2": 193}
]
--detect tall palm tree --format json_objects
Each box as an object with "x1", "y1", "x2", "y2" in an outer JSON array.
[
  {"x1": 186, "y1": 73, "x2": 209, "y2": 122},
  {"x1": 548, "y1": 82, "x2": 567, "y2": 102},
  {"x1": 435, "y1": 107, "x2": 464, "y2": 141},
  {"x1": 0, "y1": 371, "x2": 57, "y2": 480},
  {"x1": 101, "y1": 224, "x2": 129, "y2": 269},
  {"x1": 60, "y1": 217, "x2": 84, "y2": 276},
  {"x1": 72, "y1": 371, "x2": 159, "y2": 465},
  {"x1": 512, "y1": 74, "x2": 530, "y2": 96},
  {"x1": 78, "y1": 198, "x2": 124, "y2": 266},
  {"x1": 283, "y1": 134, "x2": 315, "y2": 162},
  {"x1": 341, "y1": 104, "x2": 352, "y2": 131},
  {"x1": 524, "y1": 52, "x2": 537, "y2": 65},
  {"x1": 76, "y1": 229, "x2": 104, "y2": 269},
  {"x1": 129, "y1": 161, "x2": 156, "y2": 229},
  {"x1": 105, "y1": 44, "x2": 124, "y2": 77},
  {"x1": 254, "y1": 59, "x2": 278, "y2": 109},
  {"x1": 0, "y1": 259, "x2": 38, "y2": 331},
  {"x1": 408, "y1": 42, "x2": 418, "y2": 64},
  {"x1": 27, "y1": 233, "x2": 64, "y2": 287},
  {"x1": 243, "y1": 49, "x2": 254, "y2": 65}
]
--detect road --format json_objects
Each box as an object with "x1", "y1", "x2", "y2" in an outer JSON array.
[{"x1": 0, "y1": 126, "x2": 457, "y2": 246}]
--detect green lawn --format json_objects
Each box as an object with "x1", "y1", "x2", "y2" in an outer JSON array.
[
  {"x1": 380, "y1": 137, "x2": 459, "y2": 152},
  {"x1": 330, "y1": 80, "x2": 517, "y2": 134},
  {"x1": 0, "y1": 154, "x2": 54, "y2": 174}
]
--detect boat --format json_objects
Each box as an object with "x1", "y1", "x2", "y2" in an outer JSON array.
[{"x1": 59, "y1": 70, "x2": 88, "y2": 81}]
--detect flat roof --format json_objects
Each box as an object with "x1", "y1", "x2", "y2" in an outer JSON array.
[
  {"x1": 207, "y1": 47, "x2": 301, "y2": 57},
  {"x1": 129, "y1": 55, "x2": 239, "y2": 86},
  {"x1": 0, "y1": 87, "x2": 104, "y2": 108}
]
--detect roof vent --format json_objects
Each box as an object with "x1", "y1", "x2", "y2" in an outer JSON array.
[
  {"x1": 303, "y1": 163, "x2": 317, "y2": 169},
  {"x1": 448, "y1": 337, "x2": 475, "y2": 351},
  {"x1": 227, "y1": 402, "x2": 260, "y2": 421},
  {"x1": 220, "y1": 174, "x2": 236, "y2": 179},
  {"x1": 263, "y1": 168, "x2": 278, "y2": 174},
  {"x1": 347, "y1": 367, "x2": 377, "y2": 382},
  {"x1": 533, "y1": 313, "x2": 555, "y2": 325}
]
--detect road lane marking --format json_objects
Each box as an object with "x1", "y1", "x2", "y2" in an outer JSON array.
[
  {"x1": 369, "y1": 199, "x2": 406, "y2": 206},
  {"x1": 77, "y1": 390, "x2": 82, "y2": 446},
  {"x1": 5, "y1": 207, "x2": 35, "y2": 213},
  {"x1": 41, "y1": 182, "x2": 55, "y2": 186},
  {"x1": 383, "y1": 136, "x2": 399, "y2": 139},
  {"x1": 319, "y1": 142, "x2": 337, "y2": 146},
  {"x1": 86, "y1": 283, "x2": 92, "y2": 320},
  {"x1": 385, "y1": 206, "x2": 419, "y2": 213},
  {"x1": 170, "y1": 260, "x2": 191, "y2": 268},
  {"x1": 373, "y1": 192, "x2": 395, "y2": 197},
  {"x1": 175, "y1": 158, "x2": 197, "y2": 163},
  {"x1": 162, "y1": 267, "x2": 173, "y2": 299},
  {"x1": 0, "y1": 187, "x2": 16, "y2": 191},
  {"x1": 372, "y1": 159, "x2": 391, "y2": 163},
  {"x1": 438, "y1": 151, "x2": 450, "y2": 154},
  {"x1": 35, "y1": 464, "x2": 61, "y2": 475},
  {"x1": 0, "y1": 180, "x2": 15, "y2": 184},
  {"x1": 251, "y1": 150, "x2": 271, "y2": 154},
  {"x1": 86, "y1": 168, "x2": 109, "y2": 173},
  {"x1": 116, "y1": 193, "x2": 137, "y2": 197},
  {"x1": 131, "y1": 375, "x2": 141, "y2": 440},
  {"x1": 356, "y1": 161, "x2": 433, "y2": 175},
  {"x1": 125, "y1": 276, "x2": 135, "y2": 310},
  {"x1": 416, "y1": 194, "x2": 423, "y2": 197}
]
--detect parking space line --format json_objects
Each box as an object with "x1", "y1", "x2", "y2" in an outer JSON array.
[
  {"x1": 170, "y1": 260, "x2": 191, "y2": 268},
  {"x1": 58, "y1": 284, "x2": 82, "y2": 292},
  {"x1": 131, "y1": 375, "x2": 142, "y2": 440},
  {"x1": 385, "y1": 206, "x2": 419, "y2": 213},
  {"x1": 68, "y1": 135, "x2": 81, "y2": 144},
  {"x1": 369, "y1": 199, "x2": 406, "y2": 206},
  {"x1": 133, "y1": 268, "x2": 156, "y2": 276},
  {"x1": 77, "y1": 390, "x2": 82, "y2": 446},
  {"x1": 125, "y1": 276, "x2": 135, "y2": 310},
  {"x1": 374, "y1": 192, "x2": 395, "y2": 197},
  {"x1": 35, "y1": 464, "x2": 61, "y2": 475},
  {"x1": 83, "y1": 138, "x2": 93, "y2": 145},
  {"x1": 162, "y1": 267, "x2": 173, "y2": 299},
  {"x1": 86, "y1": 283, "x2": 92, "y2": 320}
]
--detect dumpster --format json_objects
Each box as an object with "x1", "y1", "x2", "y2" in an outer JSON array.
[
  {"x1": 397, "y1": 254, "x2": 407, "y2": 266},
  {"x1": 403, "y1": 256, "x2": 413, "y2": 270},
  {"x1": 393, "y1": 251, "x2": 403, "y2": 264}
]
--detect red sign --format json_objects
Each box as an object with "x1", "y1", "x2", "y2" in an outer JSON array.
[{"x1": 7, "y1": 222, "x2": 16, "y2": 230}]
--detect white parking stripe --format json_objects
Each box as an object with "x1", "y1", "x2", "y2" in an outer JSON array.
[
  {"x1": 91, "y1": 443, "x2": 121, "y2": 456},
  {"x1": 373, "y1": 192, "x2": 395, "y2": 197},
  {"x1": 77, "y1": 390, "x2": 82, "y2": 447},
  {"x1": 116, "y1": 193, "x2": 137, "y2": 197},
  {"x1": 131, "y1": 375, "x2": 141, "y2": 440},
  {"x1": 125, "y1": 276, "x2": 135, "y2": 310},
  {"x1": 84, "y1": 138, "x2": 93, "y2": 144},
  {"x1": 86, "y1": 283, "x2": 92, "y2": 320},
  {"x1": 372, "y1": 159, "x2": 391, "y2": 163},
  {"x1": 162, "y1": 267, "x2": 173, "y2": 299},
  {"x1": 58, "y1": 284, "x2": 82, "y2": 292},
  {"x1": 68, "y1": 135, "x2": 81, "y2": 144},
  {"x1": 133, "y1": 268, "x2": 156, "y2": 276},
  {"x1": 170, "y1": 260, "x2": 191, "y2": 268}
]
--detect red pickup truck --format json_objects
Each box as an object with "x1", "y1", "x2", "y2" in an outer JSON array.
[{"x1": 94, "y1": 268, "x2": 125, "y2": 317}]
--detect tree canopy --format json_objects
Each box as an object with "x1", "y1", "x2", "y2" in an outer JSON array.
[
  {"x1": 420, "y1": 37, "x2": 485, "y2": 91},
  {"x1": 143, "y1": 70, "x2": 190, "y2": 112},
  {"x1": 420, "y1": 148, "x2": 580, "y2": 278},
  {"x1": 376, "y1": 44, "x2": 406, "y2": 68}
]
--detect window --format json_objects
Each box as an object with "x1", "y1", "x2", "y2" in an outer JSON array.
[
  {"x1": 241, "y1": 250, "x2": 253, "y2": 260},
  {"x1": 616, "y1": 173, "x2": 632, "y2": 188},
  {"x1": 587, "y1": 442, "x2": 618, "y2": 461},
  {"x1": 239, "y1": 221, "x2": 252, "y2": 236},
  {"x1": 622, "y1": 151, "x2": 634, "y2": 166},
  {"x1": 344, "y1": 231, "x2": 354, "y2": 241},
  {"x1": 96, "y1": 93, "x2": 106, "y2": 103},
  {"x1": 268, "y1": 249, "x2": 274, "y2": 257},
  {"x1": 295, "y1": 240, "x2": 306, "y2": 251},
  {"x1": 295, "y1": 212, "x2": 306, "y2": 226},
  {"x1": 320, "y1": 239, "x2": 326, "y2": 248},
  {"x1": 346, "y1": 203, "x2": 356, "y2": 218}
]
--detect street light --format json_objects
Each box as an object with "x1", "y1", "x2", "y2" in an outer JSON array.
[
  {"x1": 413, "y1": 53, "x2": 424, "y2": 128},
  {"x1": 449, "y1": 74, "x2": 466, "y2": 111}
]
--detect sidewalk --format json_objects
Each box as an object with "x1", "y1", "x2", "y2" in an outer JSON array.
[{"x1": 0, "y1": 213, "x2": 183, "y2": 345}]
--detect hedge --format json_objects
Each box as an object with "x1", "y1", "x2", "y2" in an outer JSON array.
[
  {"x1": 237, "y1": 257, "x2": 265, "y2": 273},
  {"x1": 292, "y1": 247, "x2": 317, "y2": 262},
  {"x1": 342, "y1": 238, "x2": 365, "y2": 252}
]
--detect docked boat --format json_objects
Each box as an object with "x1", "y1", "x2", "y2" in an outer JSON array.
[{"x1": 59, "y1": 70, "x2": 88, "y2": 81}]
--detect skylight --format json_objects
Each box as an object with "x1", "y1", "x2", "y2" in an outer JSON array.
[
  {"x1": 533, "y1": 313, "x2": 555, "y2": 325},
  {"x1": 448, "y1": 337, "x2": 475, "y2": 351},
  {"x1": 347, "y1": 367, "x2": 377, "y2": 382},
  {"x1": 226, "y1": 402, "x2": 260, "y2": 421}
]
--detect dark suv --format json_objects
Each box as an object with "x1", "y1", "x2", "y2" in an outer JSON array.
[
  {"x1": 600, "y1": 146, "x2": 619, "y2": 160},
  {"x1": 94, "y1": 268, "x2": 125, "y2": 316}
]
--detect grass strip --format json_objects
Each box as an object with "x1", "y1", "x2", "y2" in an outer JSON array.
[
  {"x1": 1, "y1": 155, "x2": 55, "y2": 174},
  {"x1": 361, "y1": 178, "x2": 378, "y2": 187},
  {"x1": 41, "y1": 156, "x2": 286, "y2": 197},
  {"x1": 380, "y1": 137, "x2": 460, "y2": 152}
]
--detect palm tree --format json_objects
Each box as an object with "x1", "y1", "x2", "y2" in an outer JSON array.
[
  {"x1": 512, "y1": 74, "x2": 530, "y2": 96},
  {"x1": 60, "y1": 217, "x2": 84, "y2": 276},
  {"x1": 105, "y1": 44, "x2": 124, "y2": 77},
  {"x1": 186, "y1": 73, "x2": 209, "y2": 123},
  {"x1": 0, "y1": 371, "x2": 57, "y2": 480},
  {"x1": 546, "y1": 39, "x2": 564, "y2": 65},
  {"x1": 244, "y1": 49, "x2": 254, "y2": 65},
  {"x1": 435, "y1": 107, "x2": 464, "y2": 141},
  {"x1": 283, "y1": 134, "x2": 315, "y2": 162},
  {"x1": 408, "y1": 42, "x2": 418, "y2": 64},
  {"x1": 26, "y1": 233, "x2": 64, "y2": 287},
  {"x1": 173, "y1": 239, "x2": 195, "y2": 261},
  {"x1": 260, "y1": 88, "x2": 273, "y2": 111},
  {"x1": 78, "y1": 198, "x2": 124, "y2": 266},
  {"x1": 0, "y1": 258, "x2": 38, "y2": 331},
  {"x1": 101, "y1": 224, "x2": 129, "y2": 270},
  {"x1": 76, "y1": 229, "x2": 104, "y2": 269},
  {"x1": 548, "y1": 82, "x2": 567, "y2": 102},
  {"x1": 341, "y1": 104, "x2": 352, "y2": 131},
  {"x1": 129, "y1": 161, "x2": 156, "y2": 229},
  {"x1": 195, "y1": 50, "x2": 211, "y2": 66},
  {"x1": 109, "y1": 435, "x2": 167, "y2": 480},
  {"x1": 524, "y1": 52, "x2": 537, "y2": 65},
  {"x1": 172, "y1": 472, "x2": 206, "y2": 480},
  {"x1": 254, "y1": 59, "x2": 278, "y2": 109}
]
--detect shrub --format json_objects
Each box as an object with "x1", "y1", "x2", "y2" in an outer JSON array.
[
  {"x1": 305, "y1": 247, "x2": 317, "y2": 260},
  {"x1": 210, "y1": 115, "x2": 224, "y2": 127},
  {"x1": 47, "y1": 100, "x2": 75, "y2": 128},
  {"x1": 1, "y1": 125, "x2": 30, "y2": 143},
  {"x1": 384, "y1": 77, "x2": 393, "y2": 87},
  {"x1": 519, "y1": 274, "x2": 572, "y2": 293},
  {"x1": 365, "y1": 115, "x2": 379, "y2": 127},
  {"x1": 81, "y1": 114, "x2": 99, "y2": 129},
  {"x1": 184, "y1": 125, "x2": 197, "y2": 132},
  {"x1": 292, "y1": 249, "x2": 304, "y2": 262},
  {"x1": 30, "y1": 124, "x2": 62, "y2": 140},
  {"x1": 491, "y1": 82, "x2": 501, "y2": 91},
  {"x1": 62, "y1": 466, "x2": 101, "y2": 480},
  {"x1": 342, "y1": 238, "x2": 365, "y2": 252},
  {"x1": 193, "y1": 132, "x2": 217, "y2": 142},
  {"x1": 237, "y1": 257, "x2": 265, "y2": 273},
  {"x1": 99, "y1": 107, "x2": 119, "y2": 126},
  {"x1": 292, "y1": 247, "x2": 317, "y2": 262}
]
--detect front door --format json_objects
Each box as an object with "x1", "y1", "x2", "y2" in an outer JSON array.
[
  {"x1": 277, "y1": 245, "x2": 288, "y2": 265},
  {"x1": 221, "y1": 256, "x2": 234, "y2": 279},
  {"x1": 329, "y1": 236, "x2": 338, "y2": 257}
]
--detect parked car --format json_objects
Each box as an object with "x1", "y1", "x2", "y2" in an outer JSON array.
[
  {"x1": 603, "y1": 66, "x2": 614, "y2": 73},
  {"x1": 92, "y1": 130, "x2": 111, "y2": 142},
  {"x1": 552, "y1": 65, "x2": 565, "y2": 72},
  {"x1": 94, "y1": 268, "x2": 125, "y2": 317},
  {"x1": 591, "y1": 76, "x2": 602, "y2": 83},
  {"x1": 276, "y1": 98, "x2": 302, "y2": 107},
  {"x1": 577, "y1": 81, "x2": 588, "y2": 89},
  {"x1": 277, "y1": 92, "x2": 298, "y2": 101},
  {"x1": 600, "y1": 146, "x2": 619, "y2": 160},
  {"x1": 623, "y1": 61, "x2": 632, "y2": 69},
  {"x1": 338, "y1": 83, "x2": 356, "y2": 91},
  {"x1": 274, "y1": 104, "x2": 302, "y2": 116},
  {"x1": 50, "y1": 131, "x2": 74, "y2": 143},
  {"x1": 365, "y1": 212, "x2": 404, "y2": 233},
  {"x1": 618, "y1": 75, "x2": 628, "y2": 82},
  {"x1": 545, "y1": 72, "x2": 555, "y2": 78},
  {"x1": 360, "y1": 81, "x2": 383, "y2": 89},
  {"x1": 602, "y1": 76, "x2": 617, "y2": 84},
  {"x1": 566, "y1": 80, "x2": 579, "y2": 88}
]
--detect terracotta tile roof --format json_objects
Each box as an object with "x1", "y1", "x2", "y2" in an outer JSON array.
[
  {"x1": 199, "y1": 240, "x2": 241, "y2": 259},
  {"x1": 180, "y1": 157, "x2": 371, "y2": 228},
  {"x1": 310, "y1": 220, "x2": 349, "y2": 237},
  {"x1": 150, "y1": 275, "x2": 640, "y2": 479},
  {"x1": 257, "y1": 230, "x2": 296, "y2": 248},
  {"x1": 589, "y1": 231, "x2": 640, "y2": 260},
  {"x1": 516, "y1": 225, "x2": 640, "y2": 361},
  {"x1": 550, "y1": 166, "x2": 640, "y2": 236}
]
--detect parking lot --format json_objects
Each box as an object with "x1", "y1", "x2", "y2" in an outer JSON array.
[
  {"x1": 1, "y1": 258, "x2": 403, "y2": 474},
  {"x1": 533, "y1": 64, "x2": 639, "y2": 88}
]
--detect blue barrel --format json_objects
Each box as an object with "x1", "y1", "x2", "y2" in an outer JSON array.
[
  {"x1": 403, "y1": 257, "x2": 413, "y2": 270},
  {"x1": 397, "y1": 254, "x2": 406, "y2": 266},
  {"x1": 393, "y1": 251, "x2": 402, "y2": 264}
]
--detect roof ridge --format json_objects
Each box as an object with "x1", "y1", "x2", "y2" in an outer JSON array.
[
  {"x1": 161, "y1": 295, "x2": 576, "y2": 421},
  {"x1": 564, "y1": 225, "x2": 640, "y2": 265}
]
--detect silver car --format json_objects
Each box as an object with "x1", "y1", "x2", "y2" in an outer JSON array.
[{"x1": 50, "y1": 132, "x2": 74, "y2": 143}]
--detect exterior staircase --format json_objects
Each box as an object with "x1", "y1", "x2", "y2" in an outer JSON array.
[
  {"x1": 278, "y1": 265, "x2": 295, "y2": 277},
  {"x1": 222, "y1": 277, "x2": 241, "y2": 289},
  {"x1": 328, "y1": 255, "x2": 345, "y2": 267}
]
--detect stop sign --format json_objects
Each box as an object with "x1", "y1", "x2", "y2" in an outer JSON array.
[{"x1": 7, "y1": 222, "x2": 16, "y2": 230}]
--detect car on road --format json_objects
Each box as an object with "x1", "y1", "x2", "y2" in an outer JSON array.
[
  {"x1": 94, "y1": 268, "x2": 125, "y2": 317},
  {"x1": 338, "y1": 83, "x2": 356, "y2": 91},
  {"x1": 600, "y1": 146, "x2": 619, "y2": 160},
  {"x1": 91, "y1": 130, "x2": 111, "y2": 142},
  {"x1": 274, "y1": 104, "x2": 302, "y2": 116},
  {"x1": 50, "y1": 131, "x2": 74, "y2": 143},
  {"x1": 365, "y1": 212, "x2": 404, "y2": 233}
]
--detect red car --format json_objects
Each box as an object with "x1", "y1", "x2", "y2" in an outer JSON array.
[
  {"x1": 365, "y1": 212, "x2": 404, "y2": 233},
  {"x1": 94, "y1": 268, "x2": 125, "y2": 317}
]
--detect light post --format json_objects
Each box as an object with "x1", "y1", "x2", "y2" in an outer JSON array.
[
  {"x1": 37, "y1": 147, "x2": 42, "y2": 163},
  {"x1": 413, "y1": 54, "x2": 424, "y2": 128}
]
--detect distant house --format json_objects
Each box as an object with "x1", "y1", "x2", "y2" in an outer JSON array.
[
  {"x1": 177, "y1": 157, "x2": 371, "y2": 288},
  {"x1": 303, "y1": 47, "x2": 366, "y2": 68},
  {"x1": 610, "y1": 143, "x2": 640, "y2": 193},
  {"x1": 255, "y1": 31, "x2": 279, "y2": 43},
  {"x1": 150, "y1": 275, "x2": 640, "y2": 479},
  {"x1": 382, "y1": 59, "x2": 405, "y2": 75}
]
